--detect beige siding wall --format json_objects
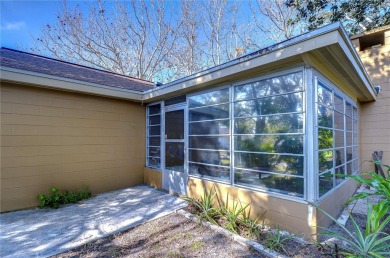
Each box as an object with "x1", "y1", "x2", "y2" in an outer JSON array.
[
  {"x1": 359, "y1": 43, "x2": 390, "y2": 172},
  {"x1": 316, "y1": 179, "x2": 358, "y2": 230},
  {"x1": 1, "y1": 82, "x2": 146, "y2": 212},
  {"x1": 144, "y1": 167, "x2": 162, "y2": 189},
  {"x1": 187, "y1": 178, "x2": 316, "y2": 240}
]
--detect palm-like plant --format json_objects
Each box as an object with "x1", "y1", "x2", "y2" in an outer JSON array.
[
  {"x1": 317, "y1": 203, "x2": 390, "y2": 257},
  {"x1": 183, "y1": 186, "x2": 218, "y2": 224}
]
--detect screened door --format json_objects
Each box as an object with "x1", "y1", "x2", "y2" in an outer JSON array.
[{"x1": 163, "y1": 106, "x2": 187, "y2": 195}]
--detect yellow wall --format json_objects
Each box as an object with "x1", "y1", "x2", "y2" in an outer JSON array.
[
  {"x1": 358, "y1": 42, "x2": 390, "y2": 171},
  {"x1": 144, "y1": 167, "x2": 162, "y2": 189},
  {"x1": 1, "y1": 82, "x2": 146, "y2": 212},
  {"x1": 187, "y1": 178, "x2": 316, "y2": 240}
]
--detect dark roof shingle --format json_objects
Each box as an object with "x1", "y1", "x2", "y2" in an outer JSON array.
[{"x1": 0, "y1": 48, "x2": 155, "y2": 92}]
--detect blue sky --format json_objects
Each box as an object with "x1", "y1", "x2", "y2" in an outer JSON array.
[{"x1": 0, "y1": 0, "x2": 86, "y2": 50}]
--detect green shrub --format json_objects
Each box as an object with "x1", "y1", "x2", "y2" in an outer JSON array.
[
  {"x1": 216, "y1": 195, "x2": 250, "y2": 234},
  {"x1": 316, "y1": 202, "x2": 390, "y2": 257},
  {"x1": 182, "y1": 186, "x2": 219, "y2": 224},
  {"x1": 183, "y1": 187, "x2": 261, "y2": 237},
  {"x1": 37, "y1": 186, "x2": 91, "y2": 208}
]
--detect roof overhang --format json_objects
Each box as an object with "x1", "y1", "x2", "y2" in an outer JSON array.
[
  {"x1": 0, "y1": 22, "x2": 376, "y2": 103},
  {"x1": 142, "y1": 22, "x2": 376, "y2": 103},
  {"x1": 0, "y1": 66, "x2": 143, "y2": 101}
]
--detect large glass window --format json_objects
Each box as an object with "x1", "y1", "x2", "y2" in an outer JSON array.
[
  {"x1": 316, "y1": 81, "x2": 358, "y2": 198},
  {"x1": 233, "y1": 71, "x2": 305, "y2": 197},
  {"x1": 146, "y1": 103, "x2": 161, "y2": 168},
  {"x1": 188, "y1": 88, "x2": 231, "y2": 182}
]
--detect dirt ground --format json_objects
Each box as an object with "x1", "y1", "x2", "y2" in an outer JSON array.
[{"x1": 53, "y1": 213, "x2": 264, "y2": 258}]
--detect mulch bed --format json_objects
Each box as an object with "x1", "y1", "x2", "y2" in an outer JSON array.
[{"x1": 53, "y1": 213, "x2": 264, "y2": 258}]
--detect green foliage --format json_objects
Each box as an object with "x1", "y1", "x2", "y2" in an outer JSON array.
[
  {"x1": 286, "y1": 0, "x2": 390, "y2": 35},
  {"x1": 38, "y1": 186, "x2": 92, "y2": 209},
  {"x1": 183, "y1": 187, "x2": 261, "y2": 237},
  {"x1": 345, "y1": 162, "x2": 390, "y2": 206},
  {"x1": 316, "y1": 203, "x2": 390, "y2": 257},
  {"x1": 183, "y1": 186, "x2": 218, "y2": 224},
  {"x1": 217, "y1": 195, "x2": 250, "y2": 234},
  {"x1": 264, "y1": 225, "x2": 294, "y2": 254}
]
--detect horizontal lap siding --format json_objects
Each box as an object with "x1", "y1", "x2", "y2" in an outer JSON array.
[
  {"x1": 359, "y1": 43, "x2": 390, "y2": 172},
  {"x1": 0, "y1": 82, "x2": 146, "y2": 212}
]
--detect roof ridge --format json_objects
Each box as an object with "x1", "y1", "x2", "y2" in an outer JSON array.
[{"x1": 0, "y1": 47, "x2": 154, "y2": 85}]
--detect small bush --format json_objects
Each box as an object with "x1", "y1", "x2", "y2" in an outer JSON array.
[{"x1": 37, "y1": 186, "x2": 92, "y2": 208}]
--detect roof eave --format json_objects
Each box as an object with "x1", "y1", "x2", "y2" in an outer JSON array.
[
  {"x1": 142, "y1": 22, "x2": 376, "y2": 102},
  {"x1": 0, "y1": 66, "x2": 143, "y2": 101}
]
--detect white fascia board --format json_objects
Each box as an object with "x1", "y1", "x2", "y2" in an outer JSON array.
[
  {"x1": 143, "y1": 22, "x2": 375, "y2": 102},
  {"x1": 0, "y1": 66, "x2": 143, "y2": 101},
  {"x1": 142, "y1": 23, "x2": 342, "y2": 101},
  {"x1": 335, "y1": 26, "x2": 376, "y2": 99}
]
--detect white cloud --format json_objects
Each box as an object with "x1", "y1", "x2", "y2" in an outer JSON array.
[{"x1": 1, "y1": 21, "x2": 26, "y2": 31}]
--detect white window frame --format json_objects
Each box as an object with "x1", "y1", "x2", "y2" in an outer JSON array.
[{"x1": 313, "y1": 70, "x2": 359, "y2": 202}]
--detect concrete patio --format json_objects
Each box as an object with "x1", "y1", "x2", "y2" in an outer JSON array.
[{"x1": 0, "y1": 185, "x2": 187, "y2": 257}]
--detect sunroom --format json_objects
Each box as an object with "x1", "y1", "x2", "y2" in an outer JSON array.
[{"x1": 142, "y1": 23, "x2": 376, "y2": 239}]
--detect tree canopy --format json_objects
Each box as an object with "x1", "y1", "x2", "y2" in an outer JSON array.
[{"x1": 286, "y1": 0, "x2": 390, "y2": 35}]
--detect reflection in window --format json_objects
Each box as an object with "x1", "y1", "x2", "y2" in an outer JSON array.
[
  {"x1": 233, "y1": 71, "x2": 305, "y2": 197},
  {"x1": 146, "y1": 104, "x2": 161, "y2": 168},
  {"x1": 188, "y1": 88, "x2": 231, "y2": 181},
  {"x1": 316, "y1": 81, "x2": 358, "y2": 197}
]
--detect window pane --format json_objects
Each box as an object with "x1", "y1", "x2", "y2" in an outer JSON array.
[
  {"x1": 334, "y1": 129, "x2": 344, "y2": 148},
  {"x1": 234, "y1": 135, "x2": 303, "y2": 154},
  {"x1": 234, "y1": 72, "x2": 303, "y2": 101},
  {"x1": 335, "y1": 165, "x2": 345, "y2": 176},
  {"x1": 319, "y1": 171, "x2": 333, "y2": 197},
  {"x1": 353, "y1": 146, "x2": 358, "y2": 160},
  {"x1": 234, "y1": 114, "x2": 303, "y2": 134},
  {"x1": 334, "y1": 111, "x2": 344, "y2": 130},
  {"x1": 149, "y1": 125, "x2": 160, "y2": 136},
  {"x1": 189, "y1": 136, "x2": 230, "y2": 150},
  {"x1": 234, "y1": 169, "x2": 303, "y2": 197},
  {"x1": 346, "y1": 147, "x2": 353, "y2": 162},
  {"x1": 165, "y1": 95, "x2": 186, "y2": 106},
  {"x1": 165, "y1": 142, "x2": 184, "y2": 172},
  {"x1": 189, "y1": 150, "x2": 230, "y2": 166},
  {"x1": 165, "y1": 110, "x2": 184, "y2": 139},
  {"x1": 148, "y1": 147, "x2": 160, "y2": 157},
  {"x1": 234, "y1": 153, "x2": 303, "y2": 175},
  {"x1": 189, "y1": 88, "x2": 229, "y2": 108},
  {"x1": 189, "y1": 104, "x2": 229, "y2": 122},
  {"x1": 353, "y1": 107, "x2": 358, "y2": 119},
  {"x1": 335, "y1": 148, "x2": 345, "y2": 166},
  {"x1": 346, "y1": 161, "x2": 352, "y2": 175},
  {"x1": 346, "y1": 132, "x2": 352, "y2": 146},
  {"x1": 318, "y1": 106, "x2": 333, "y2": 128},
  {"x1": 149, "y1": 136, "x2": 160, "y2": 146},
  {"x1": 353, "y1": 133, "x2": 358, "y2": 145},
  {"x1": 334, "y1": 94, "x2": 344, "y2": 112},
  {"x1": 189, "y1": 120, "x2": 229, "y2": 135},
  {"x1": 234, "y1": 93, "x2": 302, "y2": 117},
  {"x1": 148, "y1": 157, "x2": 160, "y2": 167},
  {"x1": 318, "y1": 128, "x2": 333, "y2": 149},
  {"x1": 318, "y1": 83, "x2": 332, "y2": 107},
  {"x1": 346, "y1": 116, "x2": 352, "y2": 131},
  {"x1": 345, "y1": 102, "x2": 352, "y2": 117},
  {"x1": 353, "y1": 119, "x2": 358, "y2": 132},
  {"x1": 352, "y1": 159, "x2": 358, "y2": 174},
  {"x1": 189, "y1": 163, "x2": 230, "y2": 181},
  {"x1": 319, "y1": 150, "x2": 333, "y2": 172},
  {"x1": 149, "y1": 115, "x2": 160, "y2": 125},
  {"x1": 148, "y1": 104, "x2": 161, "y2": 115}
]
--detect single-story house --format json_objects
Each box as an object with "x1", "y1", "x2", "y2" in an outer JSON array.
[{"x1": 1, "y1": 22, "x2": 389, "y2": 240}]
